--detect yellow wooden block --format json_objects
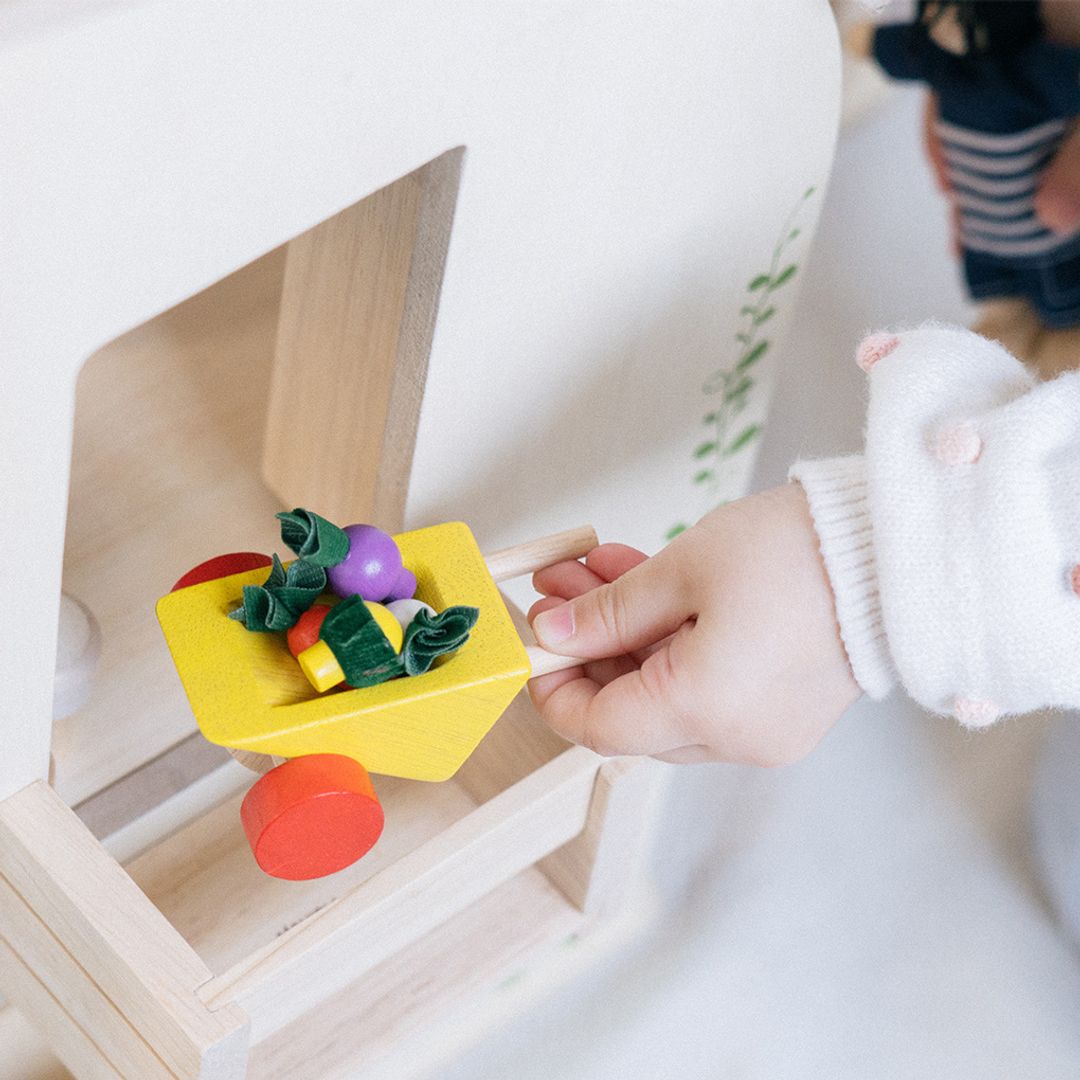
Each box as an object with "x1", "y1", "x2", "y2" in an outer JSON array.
[{"x1": 156, "y1": 523, "x2": 531, "y2": 782}]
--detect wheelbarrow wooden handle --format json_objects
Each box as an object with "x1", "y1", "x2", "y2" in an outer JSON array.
[
  {"x1": 524, "y1": 644, "x2": 586, "y2": 679},
  {"x1": 482, "y1": 525, "x2": 598, "y2": 583},
  {"x1": 482, "y1": 526, "x2": 596, "y2": 678}
]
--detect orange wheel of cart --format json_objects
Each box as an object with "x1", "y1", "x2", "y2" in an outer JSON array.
[{"x1": 240, "y1": 754, "x2": 384, "y2": 881}]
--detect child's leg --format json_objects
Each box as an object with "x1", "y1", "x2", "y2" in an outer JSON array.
[
  {"x1": 1027, "y1": 324, "x2": 1080, "y2": 379},
  {"x1": 973, "y1": 297, "x2": 1043, "y2": 366},
  {"x1": 1025, "y1": 246, "x2": 1080, "y2": 377},
  {"x1": 965, "y1": 249, "x2": 1041, "y2": 363}
]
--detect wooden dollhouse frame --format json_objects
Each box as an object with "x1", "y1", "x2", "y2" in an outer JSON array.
[{"x1": 0, "y1": 152, "x2": 662, "y2": 1076}]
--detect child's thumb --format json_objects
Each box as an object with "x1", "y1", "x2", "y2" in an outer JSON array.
[{"x1": 531, "y1": 558, "x2": 690, "y2": 659}]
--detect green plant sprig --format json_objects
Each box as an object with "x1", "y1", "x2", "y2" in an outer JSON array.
[{"x1": 667, "y1": 186, "x2": 815, "y2": 541}]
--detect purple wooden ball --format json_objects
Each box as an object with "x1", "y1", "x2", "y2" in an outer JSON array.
[
  {"x1": 383, "y1": 567, "x2": 417, "y2": 603},
  {"x1": 327, "y1": 525, "x2": 404, "y2": 601}
]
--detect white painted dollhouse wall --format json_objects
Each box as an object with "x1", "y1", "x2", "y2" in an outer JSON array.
[
  {"x1": 409, "y1": 5, "x2": 841, "y2": 575},
  {"x1": 0, "y1": 0, "x2": 840, "y2": 806}
]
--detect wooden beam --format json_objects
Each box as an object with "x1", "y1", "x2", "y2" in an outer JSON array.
[
  {"x1": 0, "y1": 931, "x2": 121, "y2": 1080},
  {"x1": 539, "y1": 757, "x2": 661, "y2": 917},
  {"x1": 0, "y1": 782, "x2": 249, "y2": 1078},
  {"x1": 261, "y1": 148, "x2": 463, "y2": 531}
]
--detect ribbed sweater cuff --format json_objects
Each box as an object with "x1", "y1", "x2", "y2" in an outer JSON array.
[{"x1": 788, "y1": 456, "x2": 896, "y2": 700}]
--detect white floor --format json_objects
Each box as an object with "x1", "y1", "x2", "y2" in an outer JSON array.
[{"x1": 446, "y1": 88, "x2": 1080, "y2": 1080}]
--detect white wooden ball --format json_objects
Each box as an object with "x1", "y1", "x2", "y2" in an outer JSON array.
[{"x1": 385, "y1": 598, "x2": 436, "y2": 634}]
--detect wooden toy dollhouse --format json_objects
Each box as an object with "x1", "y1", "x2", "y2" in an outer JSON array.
[
  {"x1": 0, "y1": 2, "x2": 840, "y2": 1075},
  {"x1": 0, "y1": 173, "x2": 663, "y2": 1079}
]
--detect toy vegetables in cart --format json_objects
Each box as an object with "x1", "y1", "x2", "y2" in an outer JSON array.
[
  {"x1": 228, "y1": 509, "x2": 479, "y2": 692},
  {"x1": 158, "y1": 515, "x2": 594, "y2": 883}
]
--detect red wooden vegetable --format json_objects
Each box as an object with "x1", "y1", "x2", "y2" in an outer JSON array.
[
  {"x1": 286, "y1": 602, "x2": 334, "y2": 657},
  {"x1": 171, "y1": 552, "x2": 272, "y2": 592}
]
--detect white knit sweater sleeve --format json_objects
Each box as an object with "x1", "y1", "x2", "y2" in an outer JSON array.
[
  {"x1": 790, "y1": 324, "x2": 1080, "y2": 728},
  {"x1": 788, "y1": 455, "x2": 896, "y2": 699}
]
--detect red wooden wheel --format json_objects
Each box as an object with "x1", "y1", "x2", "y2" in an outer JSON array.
[
  {"x1": 171, "y1": 552, "x2": 273, "y2": 592},
  {"x1": 239, "y1": 754, "x2": 384, "y2": 880}
]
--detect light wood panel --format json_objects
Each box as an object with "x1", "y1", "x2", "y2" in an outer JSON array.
[
  {"x1": 541, "y1": 757, "x2": 661, "y2": 916},
  {"x1": 0, "y1": 933, "x2": 117, "y2": 1080},
  {"x1": 127, "y1": 777, "x2": 479, "y2": 976},
  {"x1": 61, "y1": 250, "x2": 287, "y2": 807},
  {"x1": 262, "y1": 149, "x2": 463, "y2": 531},
  {"x1": 0, "y1": 878, "x2": 172, "y2": 1078},
  {"x1": 247, "y1": 865, "x2": 583, "y2": 1080},
  {"x1": 0, "y1": 688, "x2": 658, "y2": 1079}
]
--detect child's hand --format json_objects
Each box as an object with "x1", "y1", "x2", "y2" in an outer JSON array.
[{"x1": 527, "y1": 483, "x2": 860, "y2": 766}]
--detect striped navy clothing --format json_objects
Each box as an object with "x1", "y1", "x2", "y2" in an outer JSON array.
[
  {"x1": 874, "y1": 24, "x2": 1080, "y2": 263},
  {"x1": 938, "y1": 117, "x2": 1066, "y2": 257}
]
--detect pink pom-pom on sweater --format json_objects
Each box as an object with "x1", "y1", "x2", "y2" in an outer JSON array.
[
  {"x1": 930, "y1": 421, "x2": 983, "y2": 465},
  {"x1": 1069, "y1": 564, "x2": 1080, "y2": 597},
  {"x1": 953, "y1": 696, "x2": 1000, "y2": 728},
  {"x1": 855, "y1": 333, "x2": 900, "y2": 372}
]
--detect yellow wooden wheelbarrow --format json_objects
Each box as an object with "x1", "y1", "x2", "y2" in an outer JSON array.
[{"x1": 157, "y1": 522, "x2": 592, "y2": 880}]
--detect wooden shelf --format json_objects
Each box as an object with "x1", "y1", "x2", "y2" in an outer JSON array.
[
  {"x1": 127, "y1": 775, "x2": 481, "y2": 977},
  {"x1": 248, "y1": 866, "x2": 582, "y2": 1080}
]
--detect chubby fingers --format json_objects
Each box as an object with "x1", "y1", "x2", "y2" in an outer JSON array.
[
  {"x1": 532, "y1": 559, "x2": 606, "y2": 603},
  {"x1": 585, "y1": 543, "x2": 649, "y2": 581},
  {"x1": 529, "y1": 631, "x2": 696, "y2": 757},
  {"x1": 527, "y1": 592, "x2": 638, "y2": 697},
  {"x1": 532, "y1": 541, "x2": 649, "y2": 602},
  {"x1": 528, "y1": 541, "x2": 665, "y2": 715},
  {"x1": 531, "y1": 546, "x2": 692, "y2": 660}
]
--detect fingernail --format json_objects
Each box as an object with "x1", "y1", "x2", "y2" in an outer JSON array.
[{"x1": 533, "y1": 603, "x2": 574, "y2": 646}]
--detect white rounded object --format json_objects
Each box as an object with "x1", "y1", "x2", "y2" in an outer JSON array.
[
  {"x1": 385, "y1": 598, "x2": 436, "y2": 635},
  {"x1": 53, "y1": 593, "x2": 102, "y2": 721}
]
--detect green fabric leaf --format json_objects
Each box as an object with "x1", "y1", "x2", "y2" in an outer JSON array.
[
  {"x1": 665, "y1": 523, "x2": 688, "y2": 541},
  {"x1": 693, "y1": 441, "x2": 717, "y2": 458},
  {"x1": 748, "y1": 274, "x2": 771, "y2": 291},
  {"x1": 319, "y1": 595, "x2": 404, "y2": 687},
  {"x1": 277, "y1": 508, "x2": 350, "y2": 567},
  {"x1": 401, "y1": 606, "x2": 480, "y2": 677},
  {"x1": 229, "y1": 555, "x2": 327, "y2": 632}
]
